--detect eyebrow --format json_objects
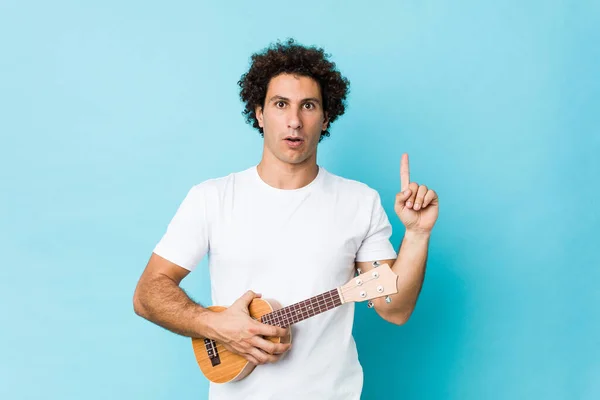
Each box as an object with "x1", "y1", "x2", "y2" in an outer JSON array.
[{"x1": 268, "y1": 95, "x2": 321, "y2": 105}]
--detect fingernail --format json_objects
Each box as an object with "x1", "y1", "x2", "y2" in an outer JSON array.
[
  {"x1": 404, "y1": 190, "x2": 410, "y2": 195},
  {"x1": 406, "y1": 201, "x2": 412, "y2": 207},
  {"x1": 414, "y1": 204, "x2": 420, "y2": 210}
]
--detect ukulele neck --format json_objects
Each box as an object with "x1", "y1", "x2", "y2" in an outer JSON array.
[{"x1": 260, "y1": 288, "x2": 343, "y2": 327}]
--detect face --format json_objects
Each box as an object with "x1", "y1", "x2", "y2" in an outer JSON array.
[{"x1": 255, "y1": 73, "x2": 329, "y2": 167}]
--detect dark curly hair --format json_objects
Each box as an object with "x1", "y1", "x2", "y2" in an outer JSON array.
[{"x1": 238, "y1": 38, "x2": 350, "y2": 141}]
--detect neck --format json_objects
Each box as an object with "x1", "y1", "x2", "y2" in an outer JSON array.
[
  {"x1": 257, "y1": 153, "x2": 319, "y2": 190},
  {"x1": 260, "y1": 289, "x2": 343, "y2": 328}
]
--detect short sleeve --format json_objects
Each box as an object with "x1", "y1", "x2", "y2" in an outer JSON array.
[
  {"x1": 152, "y1": 185, "x2": 209, "y2": 271},
  {"x1": 355, "y1": 191, "x2": 398, "y2": 262}
]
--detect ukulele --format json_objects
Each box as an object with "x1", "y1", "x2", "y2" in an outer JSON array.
[{"x1": 191, "y1": 261, "x2": 399, "y2": 383}]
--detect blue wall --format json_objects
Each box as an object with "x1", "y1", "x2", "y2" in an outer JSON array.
[{"x1": 1, "y1": 1, "x2": 598, "y2": 399}]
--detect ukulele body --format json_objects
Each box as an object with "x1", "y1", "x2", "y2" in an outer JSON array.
[{"x1": 191, "y1": 298, "x2": 292, "y2": 384}]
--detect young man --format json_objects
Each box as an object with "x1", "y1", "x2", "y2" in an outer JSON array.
[{"x1": 133, "y1": 38, "x2": 439, "y2": 399}]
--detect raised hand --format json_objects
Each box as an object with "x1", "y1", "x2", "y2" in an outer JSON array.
[{"x1": 394, "y1": 153, "x2": 439, "y2": 234}]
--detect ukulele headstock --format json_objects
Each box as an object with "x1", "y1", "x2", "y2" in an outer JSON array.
[{"x1": 339, "y1": 263, "x2": 398, "y2": 304}]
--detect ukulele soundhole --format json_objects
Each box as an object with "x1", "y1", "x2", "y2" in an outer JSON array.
[{"x1": 204, "y1": 338, "x2": 221, "y2": 367}]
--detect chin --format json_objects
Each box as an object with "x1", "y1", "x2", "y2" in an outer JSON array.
[
  {"x1": 279, "y1": 154, "x2": 310, "y2": 165},
  {"x1": 268, "y1": 143, "x2": 316, "y2": 165}
]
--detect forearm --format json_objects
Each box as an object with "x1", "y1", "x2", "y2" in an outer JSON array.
[
  {"x1": 378, "y1": 230, "x2": 430, "y2": 324},
  {"x1": 133, "y1": 274, "x2": 213, "y2": 338}
]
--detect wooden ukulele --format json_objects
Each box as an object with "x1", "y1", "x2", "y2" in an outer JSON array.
[{"x1": 191, "y1": 262, "x2": 398, "y2": 383}]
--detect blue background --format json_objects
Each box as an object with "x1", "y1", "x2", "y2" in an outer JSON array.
[{"x1": 1, "y1": 1, "x2": 598, "y2": 399}]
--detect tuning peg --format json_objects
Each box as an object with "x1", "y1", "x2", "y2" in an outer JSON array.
[
  {"x1": 385, "y1": 296, "x2": 392, "y2": 303},
  {"x1": 372, "y1": 261, "x2": 380, "y2": 268},
  {"x1": 367, "y1": 300, "x2": 374, "y2": 308}
]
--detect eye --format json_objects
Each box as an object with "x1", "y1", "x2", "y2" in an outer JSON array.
[
  {"x1": 276, "y1": 101, "x2": 286, "y2": 108},
  {"x1": 303, "y1": 102, "x2": 315, "y2": 110}
]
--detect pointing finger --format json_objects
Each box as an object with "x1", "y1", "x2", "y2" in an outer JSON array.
[{"x1": 400, "y1": 153, "x2": 410, "y2": 192}]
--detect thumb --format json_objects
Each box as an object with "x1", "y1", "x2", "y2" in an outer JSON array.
[
  {"x1": 396, "y1": 189, "x2": 412, "y2": 206},
  {"x1": 233, "y1": 290, "x2": 261, "y2": 309}
]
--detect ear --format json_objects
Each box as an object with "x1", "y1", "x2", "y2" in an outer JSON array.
[
  {"x1": 255, "y1": 105, "x2": 264, "y2": 128},
  {"x1": 322, "y1": 112, "x2": 329, "y2": 131}
]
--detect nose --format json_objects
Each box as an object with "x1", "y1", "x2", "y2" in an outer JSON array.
[{"x1": 287, "y1": 108, "x2": 302, "y2": 130}]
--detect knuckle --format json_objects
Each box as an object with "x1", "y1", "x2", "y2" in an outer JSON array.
[
  {"x1": 238, "y1": 343, "x2": 249, "y2": 353},
  {"x1": 263, "y1": 353, "x2": 275, "y2": 363}
]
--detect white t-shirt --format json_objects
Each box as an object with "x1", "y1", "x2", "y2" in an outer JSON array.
[{"x1": 153, "y1": 164, "x2": 397, "y2": 400}]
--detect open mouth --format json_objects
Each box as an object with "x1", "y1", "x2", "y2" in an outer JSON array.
[{"x1": 284, "y1": 137, "x2": 304, "y2": 148}]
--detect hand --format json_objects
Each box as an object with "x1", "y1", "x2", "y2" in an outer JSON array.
[
  {"x1": 394, "y1": 153, "x2": 439, "y2": 234},
  {"x1": 205, "y1": 290, "x2": 291, "y2": 366}
]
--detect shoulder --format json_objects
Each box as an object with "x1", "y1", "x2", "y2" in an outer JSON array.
[
  {"x1": 322, "y1": 168, "x2": 381, "y2": 201},
  {"x1": 173, "y1": 167, "x2": 254, "y2": 219},
  {"x1": 187, "y1": 165, "x2": 255, "y2": 194}
]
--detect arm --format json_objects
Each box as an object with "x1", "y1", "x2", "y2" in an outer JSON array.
[
  {"x1": 133, "y1": 253, "x2": 291, "y2": 365},
  {"x1": 357, "y1": 153, "x2": 438, "y2": 325},
  {"x1": 133, "y1": 252, "x2": 212, "y2": 338},
  {"x1": 355, "y1": 230, "x2": 430, "y2": 325}
]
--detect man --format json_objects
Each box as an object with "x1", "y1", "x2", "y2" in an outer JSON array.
[{"x1": 133, "y1": 38, "x2": 439, "y2": 399}]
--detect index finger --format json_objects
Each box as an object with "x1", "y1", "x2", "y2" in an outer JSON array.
[
  {"x1": 250, "y1": 336, "x2": 290, "y2": 355},
  {"x1": 400, "y1": 153, "x2": 410, "y2": 191}
]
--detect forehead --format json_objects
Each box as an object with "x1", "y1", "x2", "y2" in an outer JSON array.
[{"x1": 265, "y1": 73, "x2": 322, "y2": 101}]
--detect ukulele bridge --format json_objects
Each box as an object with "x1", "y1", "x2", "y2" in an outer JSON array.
[{"x1": 204, "y1": 338, "x2": 221, "y2": 367}]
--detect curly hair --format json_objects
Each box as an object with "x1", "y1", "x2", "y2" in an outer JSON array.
[{"x1": 238, "y1": 38, "x2": 350, "y2": 141}]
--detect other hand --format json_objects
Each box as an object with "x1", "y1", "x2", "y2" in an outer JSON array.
[{"x1": 394, "y1": 153, "x2": 439, "y2": 234}]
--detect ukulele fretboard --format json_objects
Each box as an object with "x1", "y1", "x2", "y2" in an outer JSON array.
[{"x1": 260, "y1": 288, "x2": 342, "y2": 327}]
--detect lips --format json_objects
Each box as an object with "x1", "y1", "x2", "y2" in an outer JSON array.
[
  {"x1": 284, "y1": 137, "x2": 304, "y2": 148},
  {"x1": 284, "y1": 137, "x2": 304, "y2": 142}
]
